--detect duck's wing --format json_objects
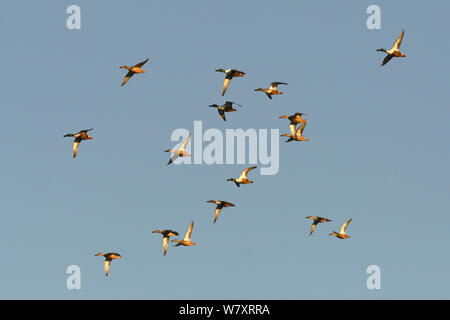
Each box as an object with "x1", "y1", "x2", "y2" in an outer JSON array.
[
  {"x1": 222, "y1": 78, "x2": 231, "y2": 96},
  {"x1": 265, "y1": 92, "x2": 272, "y2": 100},
  {"x1": 167, "y1": 153, "x2": 179, "y2": 165},
  {"x1": 270, "y1": 82, "x2": 287, "y2": 90},
  {"x1": 381, "y1": 54, "x2": 394, "y2": 66},
  {"x1": 184, "y1": 221, "x2": 194, "y2": 240},
  {"x1": 162, "y1": 236, "x2": 169, "y2": 255},
  {"x1": 295, "y1": 122, "x2": 306, "y2": 137},
  {"x1": 225, "y1": 101, "x2": 242, "y2": 108},
  {"x1": 121, "y1": 70, "x2": 134, "y2": 86},
  {"x1": 133, "y1": 58, "x2": 149, "y2": 68},
  {"x1": 104, "y1": 260, "x2": 111, "y2": 276},
  {"x1": 230, "y1": 70, "x2": 245, "y2": 77},
  {"x1": 218, "y1": 109, "x2": 226, "y2": 121},
  {"x1": 289, "y1": 123, "x2": 297, "y2": 137},
  {"x1": 309, "y1": 220, "x2": 319, "y2": 236},
  {"x1": 222, "y1": 201, "x2": 235, "y2": 207},
  {"x1": 72, "y1": 138, "x2": 81, "y2": 158},
  {"x1": 213, "y1": 207, "x2": 222, "y2": 223},
  {"x1": 80, "y1": 128, "x2": 93, "y2": 133},
  {"x1": 392, "y1": 30, "x2": 405, "y2": 50},
  {"x1": 340, "y1": 218, "x2": 352, "y2": 234},
  {"x1": 240, "y1": 166, "x2": 257, "y2": 178},
  {"x1": 179, "y1": 132, "x2": 191, "y2": 151}
]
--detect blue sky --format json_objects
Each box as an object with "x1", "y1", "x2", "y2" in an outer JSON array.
[{"x1": 0, "y1": 1, "x2": 449, "y2": 299}]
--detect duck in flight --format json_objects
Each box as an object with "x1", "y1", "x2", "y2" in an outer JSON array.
[
  {"x1": 165, "y1": 132, "x2": 191, "y2": 165},
  {"x1": 281, "y1": 121, "x2": 309, "y2": 142},
  {"x1": 63, "y1": 128, "x2": 93, "y2": 158},
  {"x1": 227, "y1": 166, "x2": 257, "y2": 187},
  {"x1": 215, "y1": 69, "x2": 245, "y2": 96},
  {"x1": 376, "y1": 30, "x2": 406, "y2": 66},
  {"x1": 206, "y1": 200, "x2": 235, "y2": 223},
  {"x1": 255, "y1": 82, "x2": 287, "y2": 99},
  {"x1": 172, "y1": 221, "x2": 196, "y2": 247},
  {"x1": 120, "y1": 58, "x2": 149, "y2": 86},
  {"x1": 152, "y1": 229, "x2": 180, "y2": 255},
  {"x1": 209, "y1": 101, "x2": 242, "y2": 122},
  {"x1": 95, "y1": 252, "x2": 121, "y2": 277},
  {"x1": 279, "y1": 113, "x2": 308, "y2": 125},
  {"x1": 305, "y1": 216, "x2": 332, "y2": 236},
  {"x1": 329, "y1": 218, "x2": 352, "y2": 239}
]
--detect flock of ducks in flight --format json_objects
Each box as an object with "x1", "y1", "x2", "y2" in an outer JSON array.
[{"x1": 64, "y1": 29, "x2": 406, "y2": 277}]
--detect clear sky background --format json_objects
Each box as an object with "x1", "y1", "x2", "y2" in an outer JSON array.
[{"x1": 0, "y1": 1, "x2": 449, "y2": 299}]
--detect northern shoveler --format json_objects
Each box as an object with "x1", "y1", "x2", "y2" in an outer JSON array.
[
  {"x1": 376, "y1": 30, "x2": 406, "y2": 66},
  {"x1": 255, "y1": 82, "x2": 287, "y2": 99},
  {"x1": 281, "y1": 121, "x2": 309, "y2": 142},
  {"x1": 63, "y1": 128, "x2": 93, "y2": 158},
  {"x1": 215, "y1": 69, "x2": 245, "y2": 96},
  {"x1": 152, "y1": 229, "x2": 180, "y2": 255},
  {"x1": 279, "y1": 113, "x2": 308, "y2": 124},
  {"x1": 165, "y1": 132, "x2": 191, "y2": 165},
  {"x1": 209, "y1": 101, "x2": 242, "y2": 122},
  {"x1": 305, "y1": 216, "x2": 332, "y2": 236},
  {"x1": 120, "y1": 58, "x2": 149, "y2": 86},
  {"x1": 172, "y1": 221, "x2": 196, "y2": 247},
  {"x1": 206, "y1": 200, "x2": 235, "y2": 223},
  {"x1": 94, "y1": 252, "x2": 121, "y2": 277},
  {"x1": 227, "y1": 166, "x2": 257, "y2": 187},
  {"x1": 329, "y1": 219, "x2": 352, "y2": 239}
]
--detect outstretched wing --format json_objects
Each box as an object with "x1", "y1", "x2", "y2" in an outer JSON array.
[
  {"x1": 184, "y1": 221, "x2": 194, "y2": 240},
  {"x1": 340, "y1": 218, "x2": 352, "y2": 234},
  {"x1": 162, "y1": 237, "x2": 169, "y2": 256},
  {"x1": 289, "y1": 123, "x2": 297, "y2": 137},
  {"x1": 121, "y1": 70, "x2": 134, "y2": 86},
  {"x1": 179, "y1": 132, "x2": 191, "y2": 151},
  {"x1": 270, "y1": 82, "x2": 287, "y2": 90},
  {"x1": 296, "y1": 122, "x2": 307, "y2": 136},
  {"x1": 309, "y1": 221, "x2": 319, "y2": 236},
  {"x1": 218, "y1": 109, "x2": 226, "y2": 121},
  {"x1": 133, "y1": 58, "x2": 149, "y2": 68},
  {"x1": 167, "y1": 153, "x2": 179, "y2": 165},
  {"x1": 213, "y1": 207, "x2": 222, "y2": 223},
  {"x1": 222, "y1": 78, "x2": 231, "y2": 96},
  {"x1": 104, "y1": 260, "x2": 111, "y2": 276},
  {"x1": 225, "y1": 101, "x2": 242, "y2": 108},
  {"x1": 241, "y1": 166, "x2": 257, "y2": 178},
  {"x1": 72, "y1": 139, "x2": 81, "y2": 158},
  {"x1": 393, "y1": 30, "x2": 404, "y2": 50},
  {"x1": 381, "y1": 54, "x2": 394, "y2": 66}
]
